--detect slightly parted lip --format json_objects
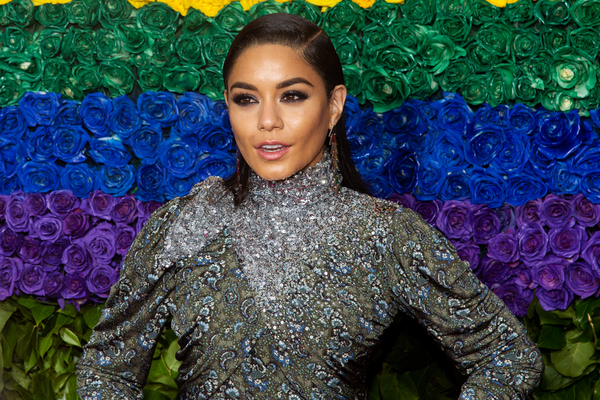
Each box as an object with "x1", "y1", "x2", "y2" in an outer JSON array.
[{"x1": 254, "y1": 140, "x2": 290, "y2": 148}]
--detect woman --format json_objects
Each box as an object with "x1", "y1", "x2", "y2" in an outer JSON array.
[{"x1": 77, "y1": 13, "x2": 543, "y2": 399}]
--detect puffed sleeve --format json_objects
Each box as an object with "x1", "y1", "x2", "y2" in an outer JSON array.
[
  {"x1": 389, "y1": 207, "x2": 543, "y2": 400},
  {"x1": 76, "y1": 196, "x2": 185, "y2": 399}
]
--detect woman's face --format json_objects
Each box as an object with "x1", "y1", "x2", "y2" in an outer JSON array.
[{"x1": 225, "y1": 44, "x2": 346, "y2": 181}]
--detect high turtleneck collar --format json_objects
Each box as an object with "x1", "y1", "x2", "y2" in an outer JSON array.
[{"x1": 247, "y1": 149, "x2": 339, "y2": 207}]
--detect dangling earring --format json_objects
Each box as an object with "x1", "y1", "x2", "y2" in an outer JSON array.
[
  {"x1": 328, "y1": 127, "x2": 340, "y2": 194},
  {"x1": 236, "y1": 149, "x2": 242, "y2": 195}
]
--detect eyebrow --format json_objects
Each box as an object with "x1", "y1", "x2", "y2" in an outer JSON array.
[{"x1": 229, "y1": 77, "x2": 314, "y2": 91}]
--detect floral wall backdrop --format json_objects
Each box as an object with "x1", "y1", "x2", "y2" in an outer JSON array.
[{"x1": 2, "y1": 0, "x2": 600, "y2": 399}]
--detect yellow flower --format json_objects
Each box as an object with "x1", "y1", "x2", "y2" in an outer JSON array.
[
  {"x1": 239, "y1": 0, "x2": 260, "y2": 10},
  {"x1": 306, "y1": 0, "x2": 342, "y2": 8},
  {"x1": 184, "y1": 0, "x2": 232, "y2": 17},
  {"x1": 352, "y1": 0, "x2": 375, "y2": 7},
  {"x1": 384, "y1": 0, "x2": 404, "y2": 4},
  {"x1": 30, "y1": 0, "x2": 71, "y2": 5},
  {"x1": 484, "y1": 0, "x2": 518, "y2": 7}
]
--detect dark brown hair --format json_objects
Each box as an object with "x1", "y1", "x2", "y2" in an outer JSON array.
[{"x1": 223, "y1": 13, "x2": 369, "y2": 205}]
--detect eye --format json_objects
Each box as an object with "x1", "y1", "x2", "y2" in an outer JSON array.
[
  {"x1": 232, "y1": 93, "x2": 257, "y2": 106},
  {"x1": 281, "y1": 90, "x2": 308, "y2": 103}
]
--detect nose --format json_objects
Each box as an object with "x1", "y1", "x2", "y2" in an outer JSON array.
[{"x1": 257, "y1": 99, "x2": 283, "y2": 132}]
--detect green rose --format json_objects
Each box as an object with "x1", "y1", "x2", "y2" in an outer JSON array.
[
  {"x1": 139, "y1": 66, "x2": 164, "y2": 92},
  {"x1": 249, "y1": 0, "x2": 285, "y2": 19},
  {"x1": 0, "y1": 74, "x2": 24, "y2": 107},
  {"x1": 332, "y1": 32, "x2": 361, "y2": 65},
  {"x1": 66, "y1": 0, "x2": 100, "y2": 29},
  {"x1": 6, "y1": 0, "x2": 34, "y2": 27},
  {"x1": 213, "y1": 2, "x2": 247, "y2": 33},
  {"x1": 402, "y1": 0, "x2": 435, "y2": 25},
  {"x1": 460, "y1": 74, "x2": 487, "y2": 105},
  {"x1": 581, "y1": 85, "x2": 600, "y2": 112},
  {"x1": 0, "y1": 53, "x2": 43, "y2": 84},
  {"x1": 466, "y1": 41, "x2": 498, "y2": 73},
  {"x1": 36, "y1": 29, "x2": 64, "y2": 58},
  {"x1": 131, "y1": 53, "x2": 150, "y2": 69},
  {"x1": 100, "y1": 60, "x2": 135, "y2": 96},
  {"x1": 440, "y1": 59, "x2": 472, "y2": 92},
  {"x1": 323, "y1": 0, "x2": 365, "y2": 36},
  {"x1": 4, "y1": 27, "x2": 32, "y2": 53},
  {"x1": 550, "y1": 47, "x2": 597, "y2": 98},
  {"x1": 416, "y1": 32, "x2": 464, "y2": 75},
  {"x1": 571, "y1": 0, "x2": 600, "y2": 27},
  {"x1": 366, "y1": 0, "x2": 400, "y2": 26},
  {"x1": 199, "y1": 66, "x2": 225, "y2": 100},
  {"x1": 137, "y1": 2, "x2": 179, "y2": 38},
  {"x1": 115, "y1": 22, "x2": 150, "y2": 53},
  {"x1": 541, "y1": 27, "x2": 569, "y2": 52},
  {"x1": 475, "y1": 21, "x2": 514, "y2": 58},
  {"x1": 368, "y1": 43, "x2": 416, "y2": 73},
  {"x1": 285, "y1": 0, "x2": 322, "y2": 26},
  {"x1": 70, "y1": 64, "x2": 101, "y2": 92},
  {"x1": 0, "y1": 6, "x2": 9, "y2": 26},
  {"x1": 43, "y1": 58, "x2": 70, "y2": 91},
  {"x1": 407, "y1": 68, "x2": 438, "y2": 98},
  {"x1": 68, "y1": 29, "x2": 97, "y2": 62},
  {"x1": 164, "y1": 65, "x2": 201, "y2": 93},
  {"x1": 569, "y1": 27, "x2": 600, "y2": 60},
  {"x1": 505, "y1": 0, "x2": 535, "y2": 26},
  {"x1": 35, "y1": 4, "x2": 68, "y2": 29},
  {"x1": 361, "y1": 23, "x2": 394, "y2": 51},
  {"x1": 176, "y1": 34, "x2": 206, "y2": 66},
  {"x1": 534, "y1": 0, "x2": 571, "y2": 26},
  {"x1": 523, "y1": 52, "x2": 553, "y2": 88},
  {"x1": 96, "y1": 29, "x2": 127, "y2": 60},
  {"x1": 99, "y1": 0, "x2": 134, "y2": 29},
  {"x1": 61, "y1": 82, "x2": 84, "y2": 101},
  {"x1": 487, "y1": 64, "x2": 517, "y2": 106},
  {"x1": 471, "y1": 0, "x2": 502, "y2": 25},
  {"x1": 433, "y1": 16, "x2": 472, "y2": 44},
  {"x1": 204, "y1": 32, "x2": 234, "y2": 68},
  {"x1": 342, "y1": 64, "x2": 364, "y2": 103},
  {"x1": 514, "y1": 71, "x2": 539, "y2": 106},
  {"x1": 541, "y1": 90, "x2": 579, "y2": 113},
  {"x1": 183, "y1": 8, "x2": 216, "y2": 37},
  {"x1": 151, "y1": 34, "x2": 179, "y2": 67},
  {"x1": 436, "y1": 0, "x2": 472, "y2": 18},
  {"x1": 362, "y1": 66, "x2": 409, "y2": 113},
  {"x1": 389, "y1": 20, "x2": 427, "y2": 53},
  {"x1": 512, "y1": 30, "x2": 541, "y2": 60}
]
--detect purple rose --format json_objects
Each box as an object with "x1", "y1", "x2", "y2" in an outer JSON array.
[
  {"x1": 31, "y1": 216, "x2": 63, "y2": 242},
  {"x1": 61, "y1": 273, "x2": 88, "y2": 299},
  {"x1": 137, "y1": 201, "x2": 163, "y2": 220},
  {"x1": 0, "y1": 226, "x2": 22, "y2": 256},
  {"x1": 19, "y1": 263, "x2": 45, "y2": 296},
  {"x1": 43, "y1": 271, "x2": 64, "y2": 297},
  {"x1": 517, "y1": 223, "x2": 549, "y2": 265},
  {"x1": 0, "y1": 195, "x2": 8, "y2": 219},
  {"x1": 62, "y1": 243, "x2": 93, "y2": 277},
  {"x1": 537, "y1": 286, "x2": 573, "y2": 311},
  {"x1": 572, "y1": 193, "x2": 600, "y2": 227},
  {"x1": 412, "y1": 199, "x2": 443, "y2": 226},
  {"x1": 476, "y1": 256, "x2": 512, "y2": 288},
  {"x1": 495, "y1": 204, "x2": 516, "y2": 232},
  {"x1": 86, "y1": 265, "x2": 118, "y2": 298},
  {"x1": 532, "y1": 255, "x2": 566, "y2": 290},
  {"x1": 581, "y1": 232, "x2": 600, "y2": 276},
  {"x1": 541, "y1": 194, "x2": 574, "y2": 229},
  {"x1": 115, "y1": 224, "x2": 136, "y2": 257},
  {"x1": 471, "y1": 205, "x2": 502, "y2": 245},
  {"x1": 136, "y1": 216, "x2": 149, "y2": 233},
  {"x1": 41, "y1": 238, "x2": 71, "y2": 270},
  {"x1": 488, "y1": 232, "x2": 519, "y2": 263},
  {"x1": 63, "y1": 210, "x2": 91, "y2": 238},
  {"x1": 24, "y1": 192, "x2": 47, "y2": 217},
  {"x1": 514, "y1": 266, "x2": 534, "y2": 289},
  {"x1": 0, "y1": 257, "x2": 22, "y2": 300},
  {"x1": 386, "y1": 193, "x2": 415, "y2": 209},
  {"x1": 565, "y1": 261, "x2": 599, "y2": 299},
  {"x1": 454, "y1": 240, "x2": 480, "y2": 270},
  {"x1": 436, "y1": 201, "x2": 473, "y2": 242},
  {"x1": 516, "y1": 199, "x2": 542, "y2": 228},
  {"x1": 81, "y1": 223, "x2": 116, "y2": 265},
  {"x1": 18, "y1": 237, "x2": 42, "y2": 264},
  {"x1": 81, "y1": 190, "x2": 115, "y2": 220},
  {"x1": 548, "y1": 226, "x2": 586, "y2": 259},
  {"x1": 111, "y1": 195, "x2": 139, "y2": 224},
  {"x1": 493, "y1": 283, "x2": 531, "y2": 317},
  {"x1": 47, "y1": 190, "x2": 80, "y2": 218},
  {"x1": 6, "y1": 195, "x2": 30, "y2": 232}
]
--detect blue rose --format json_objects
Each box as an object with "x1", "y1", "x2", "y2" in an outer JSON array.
[
  {"x1": 89, "y1": 137, "x2": 132, "y2": 166},
  {"x1": 440, "y1": 169, "x2": 471, "y2": 201},
  {"x1": 534, "y1": 109, "x2": 583, "y2": 160},
  {"x1": 53, "y1": 125, "x2": 89, "y2": 163},
  {"x1": 138, "y1": 92, "x2": 178, "y2": 128},
  {"x1": 128, "y1": 125, "x2": 164, "y2": 164},
  {"x1": 137, "y1": 164, "x2": 166, "y2": 202},
  {"x1": 548, "y1": 161, "x2": 581, "y2": 195},
  {"x1": 491, "y1": 130, "x2": 530, "y2": 175},
  {"x1": 0, "y1": 175, "x2": 22, "y2": 195},
  {"x1": 347, "y1": 109, "x2": 383, "y2": 161},
  {"x1": 581, "y1": 172, "x2": 600, "y2": 203},
  {"x1": 407, "y1": 125, "x2": 437, "y2": 155},
  {"x1": 434, "y1": 131, "x2": 468, "y2": 171},
  {"x1": 468, "y1": 168, "x2": 507, "y2": 208},
  {"x1": 414, "y1": 158, "x2": 446, "y2": 201},
  {"x1": 529, "y1": 146, "x2": 557, "y2": 175},
  {"x1": 193, "y1": 124, "x2": 235, "y2": 152},
  {"x1": 386, "y1": 149, "x2": 417, "y2": 194},
  {"x1": 56, "y1": 100, "x2": 82, "y2": 126},
  {"x1": 383, "y1": 100, "x2": 426, "y2": 146},
  {"x1": 108, "y1": 95, "x2": 142, "y2": 140},
  {"x1": 465, "y1": 124, "x2": 506, "y2": 167},
  {"x1": 80, "y1": 92, "x2": 113, "y2": 137},
  {"x1": 176, "y1": 92, "x2": 211, "y2": 134},
  {"x1": 0, "y1": 138, "x2": 25, "y2": 178},
  {"x1": 19, "y1": 92, "x2": 61, "y2": 127},
  {"x1": 25, "y1": 127, "x2": 56, "y2": 162},
  {"x1": 98, "y1": 165, "x2": 136, "y2": 197},
  {"x1": 433, "y1": 92, "x2": 473, "y2": 136},
  {"x1": 507, "y1": 170, "x2": 547, "y2": 206},
  {"x1": 356, "y1": 147, "x2": 392, "y2": 179},
  {"x1": 195, "y1": 151, "x2": 236, "y2": 181},
  {"x1": 0, "y1": 106, "x2": 27, "y2": 139},
  {"x1": 209, "y1": 100, "x2": 231, "y2": 131},
  {"x1": 573, "y1": 142, "x2": 600, "y2": 176},
  {"x1": 416, "y1": 100, "x2": 437, "y2": 120},
  {"x1": 474, "y1": 104, "x2": 509, "y2": 128},
  {"x1": 60, "y1": 164, "x2": 98, "y2": 198},
  {"x1": 158, "y1": 138, "x2": 198, "y2": 179},
  {"x1": 18, "y1": 161, "x2": 61, "y2": 193},
  {"x1": 166, "y1": 174, "x2": 197, "y2": 200},
  {"x1": 344, "y1": 95, "x2": 361, "y2": 131},
  {"x1": 508, "y1": 104, "x2": 536, "y2": 136},
  {"x1": 366, "y1": 175, "x2": 393, "y2": 198}
]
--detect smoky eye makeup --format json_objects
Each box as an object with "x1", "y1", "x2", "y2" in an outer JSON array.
[
  {"x1": 281, "y1": 90, "x2": 309, "y2": 102},
  {"x1": 231, "y1": 93, "x2": 257, "y2": 106}
]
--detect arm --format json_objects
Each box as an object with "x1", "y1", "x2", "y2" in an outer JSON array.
[{"x1": 389, "y1": 207, "x2": 543, "y2": 400}]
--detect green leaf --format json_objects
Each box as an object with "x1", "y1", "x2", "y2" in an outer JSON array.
[
  {"x1": 540, "y1": 362, "x2": 576, "y2": 391},
  {"x1": 0, "y1": 342, "x2": 4, "y2": 394},
  {"x1": 163, "y1": 339, "x2": 181, "y2": 372},
  {"x1": 52, "y1": 372, "x2": 71, "y2": 394},
  {"x1": 142, "y1": 388, "x2": 172, "y2": 400},
  {"x1": 31, "y1": 373, "x2": 53, "y2": 400},
  {"x1": 83, "y1": 306, "x2": 103, "y2": 329},
  {"x1": 51, "y1": 314, "x2": 74, "y2": 335},
  {"x1": 534, "y1": 371, "x2": 594, "y2": 400},
  {"x1": 594, "y1": 375, "x2": 600, "y2": 400},
  {"x1": 64, "y1": 374, "x2": 79, "y2": 400},
  {"x1": 39, "y1": 334, "x2": 53, "y2": 358},
  {"x1": 551, "y1": 341, "x2": 597, "y2": 377},
  {"x1": 31, "y1": 304, "x2": 55, "y2": 326},
  {"x1": 24, "y1": 348, "x2": 37, "y2": 373},
  {"x1": 537, "y1": 303, "x2": 575, "y2": 326},
  {"x1": 0, "y1": 303, "x2": 15, "y2": 334},
  {"x1": 17, "y1": 297, "x2": 40, "y2": 310},
  {"x1": 8, "y1": 364, "x2": 32, "y2": 390},
  {"x1": 58, "y1": 304, "x2": 78, "y2": 318},
  {"x1": 396, "y1": 373, "x2": 420, "y2": 400},
  {"x1": 538, "y1": 325, "x2": 567, "y2": 350},
  {"x1": 59, "y1": 327, "x2": 81, "y2": 348},
  {"x1": 368, "y1": 374, "x2": 383, "y2": 400},
  {"x1": 380, "y1": 373, "x2": 401, "y2": 400}
]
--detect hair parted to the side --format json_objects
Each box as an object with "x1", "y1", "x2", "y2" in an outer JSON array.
[{"x1": 223, "y1": 13, "x2": 370, "y2": 206}]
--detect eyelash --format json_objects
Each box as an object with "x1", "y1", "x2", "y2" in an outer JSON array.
[{"x1": 231, "y1": 90, "x2": 309, "y2": 106}]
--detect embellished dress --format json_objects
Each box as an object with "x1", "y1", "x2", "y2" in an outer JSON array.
[{"x1": 76, "y1": 152, "x2": 543, "y2": 400}]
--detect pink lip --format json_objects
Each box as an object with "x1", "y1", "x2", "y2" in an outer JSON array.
[{"x1": 255, "y1": 141, "x2": 290, "y2": 161}]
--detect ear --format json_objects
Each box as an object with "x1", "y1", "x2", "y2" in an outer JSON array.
[
  {"x1": 329, "y1": 84, "x2": 347, "y2": 129},
  {"x1": 223, "y1": 90, "x2": 229, "y2": 108}
]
